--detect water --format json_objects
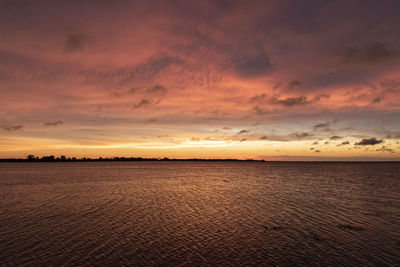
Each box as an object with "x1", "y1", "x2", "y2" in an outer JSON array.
[{"x1": 1, "y1": 162, "x2": 399, "y2": 266}]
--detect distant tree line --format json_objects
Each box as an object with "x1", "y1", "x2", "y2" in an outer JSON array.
[{"x1": 0, "y1": 155, "x2": 265, "y2": 162}]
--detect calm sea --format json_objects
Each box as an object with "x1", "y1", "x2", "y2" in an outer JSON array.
[{"x1": 1, "y1": 162, "x2": 399, "y2": 266}]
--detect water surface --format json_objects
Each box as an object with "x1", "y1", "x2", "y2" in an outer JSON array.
[{"x1": 1, "y1": 162, "x2": 399, "y2": 266}]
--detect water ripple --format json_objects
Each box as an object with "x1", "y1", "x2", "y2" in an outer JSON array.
[{"x1": 0, "y1": 162, "x2": 399, "y2": 266}]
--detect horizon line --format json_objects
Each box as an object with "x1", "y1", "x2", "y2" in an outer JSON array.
[{"x1": 0, "y1": 155, "x2": 399, "y2": 163}]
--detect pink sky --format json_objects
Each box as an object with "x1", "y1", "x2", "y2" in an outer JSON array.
[{"x1": 1, "y1": 0, "x2": 399, "y2": 160}]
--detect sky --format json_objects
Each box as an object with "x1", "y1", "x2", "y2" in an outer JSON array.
[{"x1": 1, "y1": 0, "x2": 400, "y2": 160}]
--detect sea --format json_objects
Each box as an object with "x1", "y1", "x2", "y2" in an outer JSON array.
[{"x1": 0, "y1": 162, "x2": 399, "y2": 266}]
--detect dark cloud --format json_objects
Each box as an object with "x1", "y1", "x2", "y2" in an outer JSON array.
[
  {"x1": 330, "y1": 135, "x2": 342, "y2": 140},
  {"x1": 143, "y1": 56, "x2": 184, "y2": 74},
  {"x1": 260, "y1": 135, "x2": 268, "y2": 140},
  {"x1": 355, "y1": 137, "x2": 383, "y2": 146},
  {"x1": 249, "y1": 94, "x2": 267, "y2": 103},
  {"x1": 287, "y1": 80, "x2": 302, "y2": 90},
  {"x1": 270, "y1": 94, "x2": 329, "y2": 107},
  {"x1": 1, "y1": 124, "x2": 23, "y2": 131},
  {"x1": 270, "y1": 96, "x2": 309, "y2": 107},
  {"x1": 114, "y1": 85, "x2": 167, "y2": 98},
  {"x1": 376, "y1": 146, "x2": 394, "y2": 153},
  {"x1": 44, "y1": 120, "x2": 64, "y2": 126},
  {"x1": 132, "y1": 99, "x2": 151, "y2": 109},
  {"x1": 371, "y1": 97, "x2": 382, "y2": 104},
  {"x1": 231, "y1": 50, "x2": 274, "y2": 77},
  {"x1": 289, "y1": 132, "x2": 312, "y2": 139},
  {"x1": 315, "y1": 150, "x2": 321, "y2": 153},
  {"x1": 249, "y1": 94, "x2": 329, "y2": 108},
  {"x1": 146, "y1": 85, "x2": 168, "y2": 95},
  {"x1": 64, "y1": 33, "x2": 86, "y2": 53},
  {"x1": 342, "y1": 42, "x2": 399, "y2": 65},
  {"x1": 312, "y1": 94, "x2": 330, "y2": 102},
  {"x1": 313, "y1": 122, "x2": 330, "y2": 129},
  {"x1": 237, "y1": 129, "x2": 249, "y2": 135},
  {"x1": 240, "y1": 138, "x2": 247, "y2": 142},
  {"x1": 337, "y1": 140, "x2": 350, "y2": 146},
  {"x1": 252, "y1": 106, "x2": 269, "y2": 115}
]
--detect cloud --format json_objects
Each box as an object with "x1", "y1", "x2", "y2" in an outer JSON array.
[
  {"x1": 376, "y1": 146, "x2": 394, "y2": 153},
  {"x1": 342, "y1": 42, "x2": 399, "y2": 65},
  {"x1": 355, "y1": 137, "x2": 383, "y2": 146},
  {"x1": 313, "y1": 122, "x2": 330, "y2": 129},
  {"x1": 146, "y1": 85, "x2": 168, "y2": 95},
  {"x1": 0, "y1": 48, "x2": 73, "y2": 82},
  {"x1": 287, "y1": 80, "x2": 302, "y2": 90},
  {"x1": 269, "y1": 94, "x2": 329, "y2": 107},
  {"x1": 132, "y1": 99, "x2": 151, "y2": 109},
  {"x1": 237, "y1": 129, "x2": 249, "y2": 135},
  {"x1": 252, "y1": 106, "x2": 269, "y2": 115},
  {"x1": 231, "y1": 49, "x2": 274, "y2": 77},
  {"x1": 314, "y1": 150, "x2": 321, "y2": 153},
  {"x1": 270, "y1": 96, "x2": 310, "y2": 107},
  {"x1": 64, "y1": 33, "x2": 86, "y2": 53},
  {"x1": 81, "y1": 56, "x2": 184, "y2": 85},
  {"x1": 1, "y1": 1, "x2": 400, "y2": 159},
  {"x1": 240, "y1": 138, "x2": 247, "y2": 142},
  {"x1": 249, "y1": 94, "x2": 267, "y2": 103},
  {"x1": 337, "y1": 141, "x2": 350, "y2": 146},
  {"x1": 312, "y1": 94, "x2": 330, "y2": 102},
  {"x1": 381, "y1": 79, "x2": 400, "y2": 94},
  {"x1": 330, "y1": 136, "x2": 342, "y2": 140},
  {"x1": 289, "y1": 132, "x2": 312, "y2": 139},
  {"x1": 386, "y1": 133, "x2": 400, "y2": 139},
  {"x1": 371, "y1": 97, "x2": 382, "y2": 104},
  {"x1": 114, "y1": 85, "x2": 168, "y2": 99},
  {"x1": 44, "y1": 120, "x2": 64, "y2": 126},
  {"x1": 1, "y1": 124, "x2": 23, "y2": 131},
  {"x1": 249, "y1": 92, "x2": 329, "y2": 108}
]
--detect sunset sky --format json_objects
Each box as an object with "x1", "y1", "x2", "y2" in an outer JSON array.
[{"x1": 1, "y1": 0, "x2": 399, "y2": 160}]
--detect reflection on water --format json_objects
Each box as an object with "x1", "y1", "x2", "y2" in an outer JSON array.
[{"x1": 1, "y1": 162, "x2": 399, "y2": 266}]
